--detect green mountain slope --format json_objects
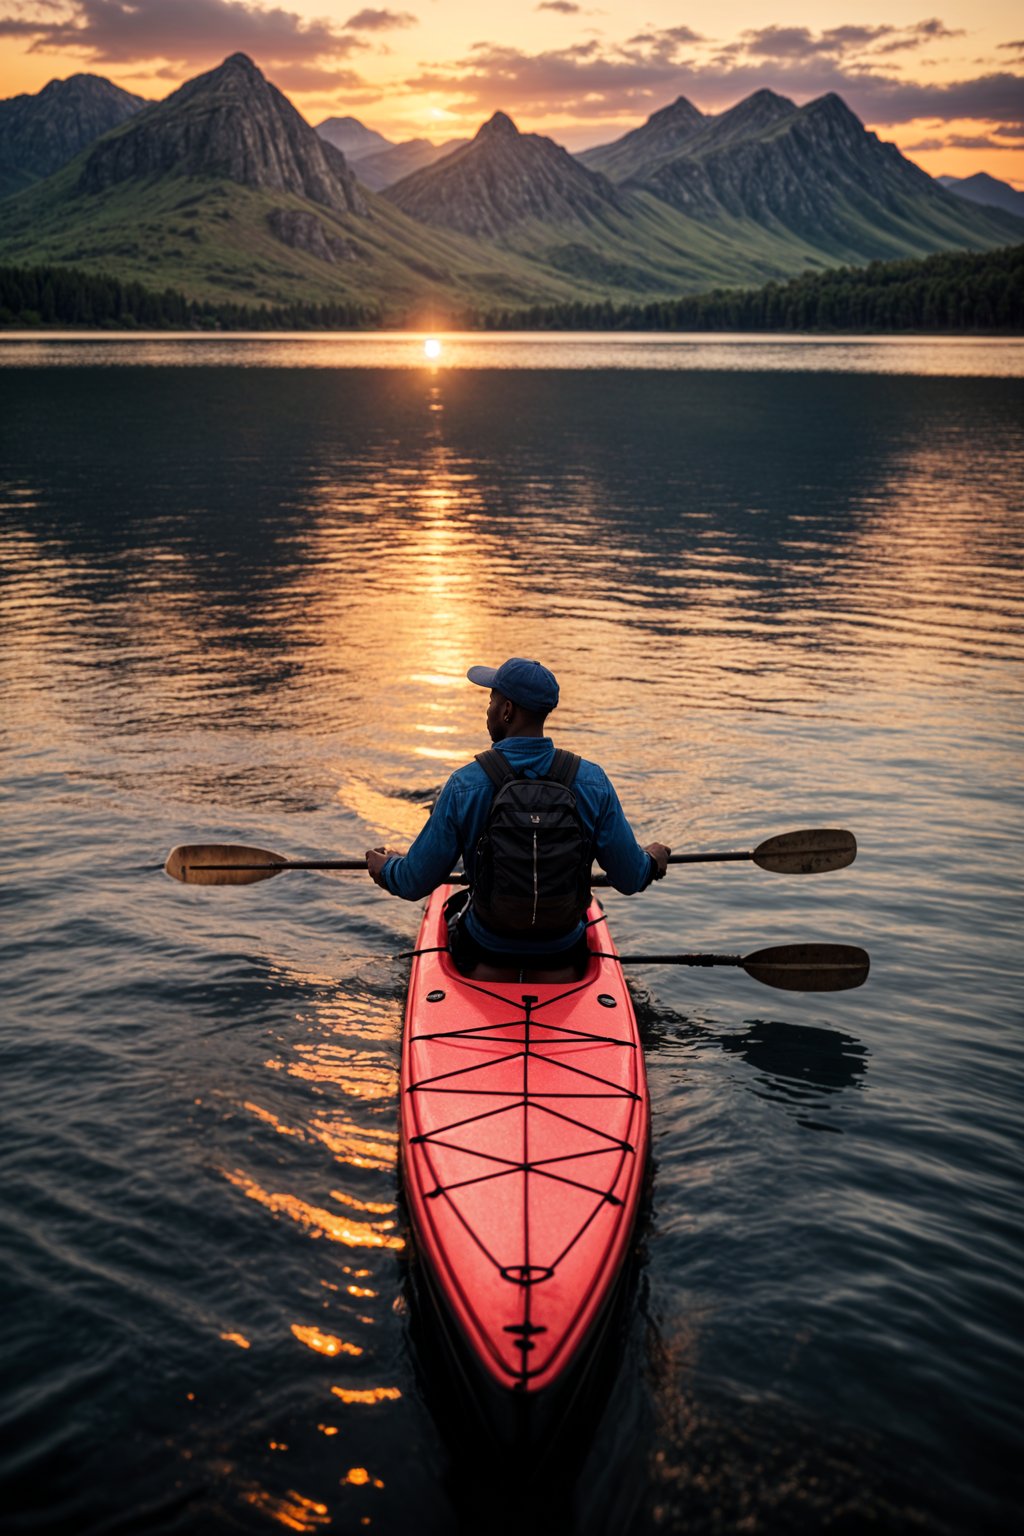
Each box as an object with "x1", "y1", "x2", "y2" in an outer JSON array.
[{"x1": 0, "y1": 160, "x2": 613, "y2": 314}]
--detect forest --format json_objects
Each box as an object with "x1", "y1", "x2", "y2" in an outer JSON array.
[{"x1": 1, "y1": 244, "x2": 1021, "y2": 332}]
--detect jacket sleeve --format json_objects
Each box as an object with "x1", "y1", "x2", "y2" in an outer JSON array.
[
  {"x1": 381, "y1": 775, "x2": 463, "y2": 900},
  {"x1": 591, "y1": 775, "x2": 656, "y2": 895}
]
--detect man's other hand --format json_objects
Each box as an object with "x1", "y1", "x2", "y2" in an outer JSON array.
[
  {"x1": 645, "y1": 842, "x2": 671, "y2": 880},
  {"x1": 366, "y1": 847, "x2": 400, "y2": 888}
]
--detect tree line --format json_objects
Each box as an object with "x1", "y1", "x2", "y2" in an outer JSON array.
[
  {"x1": 0, "y1": 264, "x2": 380, "y2": 330},
  {"x1": 1, "y1": 244, "x2": 1021, "y2": 333},
  {"x1": 473, "y1": 245, "x2": 1024, "y2": 333}
]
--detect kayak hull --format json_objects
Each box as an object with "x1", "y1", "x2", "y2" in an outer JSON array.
[{"x1": 400, "y1": 885, "x2": 649, "y2": 1440}]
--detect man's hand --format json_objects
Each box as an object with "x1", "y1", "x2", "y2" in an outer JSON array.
[
  {"x1": 366, "y1": 846, "x2": 401, "y2": 889},
  {"x1": 645, "y1": 842, "x2": 671, "y2": 880}
]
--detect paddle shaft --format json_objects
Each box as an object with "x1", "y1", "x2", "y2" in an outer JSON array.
[
  {"x1": 605, "y1": 952, "x2": 742, "y2": 965},
  {"x1": 166, "y1": 828, "x2": 855, "y2": 884},
  {"x1": 189, "y1": 852, "x2": 760, "y2": 877}
]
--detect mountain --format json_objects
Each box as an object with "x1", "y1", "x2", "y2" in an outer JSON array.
[
  {"x1": 77, "y1": 52, "x2": 366, "y2": 215},
  {"x1": 352, "y1": 137, "x2": 469, "y2": 191},
  {"x1": 381, "y1": 97, "x2": 1022, "y2": 295},
  {"x1": 938, "y1": 172, "x2": 1024, "y2": 219},
  {"x1": 384, "y1": 111, "x2": 628, "y2": 238},
  {"x1": 594, "y1": 90, "x2": 1024, "y2": 265},
  {"x1": 2, "y1": 60, "x2": 1020, "y2": 317},
  {"x1": 577, "y1": 96, "x2": 704, "y2": 182},
  {"x1": 0, "y1": 74, "x2": 145, "y2": 201},
  {"x1": 0, "y1": 56, "x2": 602, "y2": 316},
  {"x1": 316, "y1": 116, "x2": 392, "y2": 158}
]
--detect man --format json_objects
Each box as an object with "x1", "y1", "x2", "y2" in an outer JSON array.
[{"x1": 366, "y1": 659, "x2": 670, "y2": 981}]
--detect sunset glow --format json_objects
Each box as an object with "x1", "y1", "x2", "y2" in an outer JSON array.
[{"x1": 0, "y1": 1, "x2": 1019, "y2": 186}]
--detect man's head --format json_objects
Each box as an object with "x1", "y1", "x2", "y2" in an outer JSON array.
[{"x1": 467, "y1": 658, "x2": 559, "y2": 742}]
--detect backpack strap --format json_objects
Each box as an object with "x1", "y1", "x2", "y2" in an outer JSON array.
[
  {"x1": 547, "y1": 748, "x2": 581, "y2": 788},
  {"x1": 475, "y1": 749, "x2": 518, "y2": 789}
]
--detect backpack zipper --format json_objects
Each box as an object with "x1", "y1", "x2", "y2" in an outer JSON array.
[{"x1": 532, "y1": 831, "x2": 538, "y2": 926}]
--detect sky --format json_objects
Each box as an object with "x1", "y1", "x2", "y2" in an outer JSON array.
[{"x1": 0, "y1": 1, "x2": 1021, "y2": 186}]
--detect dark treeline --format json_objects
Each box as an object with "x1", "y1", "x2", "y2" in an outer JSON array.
[
  {"x1": 0, "y1": 263, "x2": 381, "y2": 329},
  {"x1": 1, "y1": 244, "x2": 1022, "y2": 333},
  {"x1": 474, "y1": 245, "x2": 1024, "y2": 333}
]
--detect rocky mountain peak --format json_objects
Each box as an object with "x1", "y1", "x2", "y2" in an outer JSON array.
[
  {"x1": 0, "y1": 72, "x2": 146, "y2": 200},
  {"x1": 77, "y1": 52, "x2": 367, "y2": 215},
  {"x1": 649, "y1": 96, "x2": 704, "y2": 129},
  {"x1": 576, "y1": 94, "x2": 704, "y2": 179},
  {"x1": 385, "y1": 114, "x2": 624, "y2": 239},
  {"x1": 711, "y1": 88, "x2": 796, "y2": 139},
  {"x1": 476, "y1": 111, "x2": 520, "y2": 142},
  {"x1": 799, "y1": 93, "x2": 867, "y2": 144}
]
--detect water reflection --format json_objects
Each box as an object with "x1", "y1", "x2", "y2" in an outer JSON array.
[
  {"x1": 2, "y1": 357, "x2": 1022, "y2": 1535},
  {"x1": 3, "y1": 332, "x2": 1023, "y2": 375},
  {"x1": 640, "y1": 999, "x2": 868, "y2": 1127}
]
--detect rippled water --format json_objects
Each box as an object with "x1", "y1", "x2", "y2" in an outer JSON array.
[{"x1": 1, "y1": 339, "x2": 1022, "y2": 1535}]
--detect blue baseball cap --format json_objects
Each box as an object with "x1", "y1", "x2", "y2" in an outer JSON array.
[{"x1": 467, "y1": 658, "x2": 560, "y2": 714}]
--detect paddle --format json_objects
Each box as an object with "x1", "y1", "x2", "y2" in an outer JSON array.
[
  {"x1": 164, "y1": 828, "x2": 856, "y2": 886},
  {"x1": 605, "y1": 943, "x2": 870, "y2": 993}
]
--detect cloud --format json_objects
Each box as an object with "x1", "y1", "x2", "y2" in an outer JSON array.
[
  {"x1": 627, "y1": 26, "x2": 703, "y2": 53},
  {"x1": 343, "y1": 8, "x2": 417, "y2": 30},
  {"x1": 722, "y1": 20, "x2": 964, "y2": 63},
  {"x1": 406, "y1": 40, "x2": 690, "y2": 119},
  {"x1": 401, "y1": 23, "x2": 1020, "y2": 134},
  {"x1": 0, "y1": 0, "x2": 368, "y2": 68},
  {"x1": 907, "y1": 131, "x2": 1019, "y2": 150},
  {"x1": 537, "y1": 2, "x2": 581, "y2": 13}
]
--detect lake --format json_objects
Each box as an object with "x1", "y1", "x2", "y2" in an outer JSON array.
[{"x1": 1, "y1": 335, "x2": 1022, "y2": 1535}]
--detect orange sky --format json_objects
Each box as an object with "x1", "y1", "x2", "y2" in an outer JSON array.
[{"x1": 1, "y1": 2, "x2": 1021, "y2": 186}]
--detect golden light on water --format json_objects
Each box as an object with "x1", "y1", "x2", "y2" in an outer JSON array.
[
  {"x1": 290, "y1": 1325, "x2": 362, "y2": 1358},
  {"x1": 330, "y1": 1386, "x2": 402, "y2": 1404},
  {"x1": 222, "y1": 1169, "x2": 405, "y2": 1251},
  {"x1": 220, "y1": 1332, "x2": 251, "y2": 1349},
  {"x1": 241, "y1": 1486, "x2": 330, "y2": 1532},
  {"x1": 342, "y1": 1467, "x2": 385, "y2": 1488}
]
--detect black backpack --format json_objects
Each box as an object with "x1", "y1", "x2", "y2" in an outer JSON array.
[{"x1": 471, "y1": 748, "x2": 592, "y2": 941}]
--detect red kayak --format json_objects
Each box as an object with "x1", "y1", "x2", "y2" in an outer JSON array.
[{"x1": 400, "y1": 884, "x2": 649, "y2": 1437}]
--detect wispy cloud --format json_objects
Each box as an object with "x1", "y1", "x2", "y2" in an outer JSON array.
[
  {"x1": 0, "y1": 0, "x2": 376, "y2": 68},
  {"x1": 344, "y1": 9, "x2": 417, "y2": 31}
]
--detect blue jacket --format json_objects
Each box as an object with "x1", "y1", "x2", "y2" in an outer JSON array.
[{"x1": 381, "y1": 735, "x2": 655, "y2": 953}]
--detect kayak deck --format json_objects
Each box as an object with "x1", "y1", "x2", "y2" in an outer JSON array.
[{"x1": 401, "y1": 885, "x2": 649, "y2": 1401}]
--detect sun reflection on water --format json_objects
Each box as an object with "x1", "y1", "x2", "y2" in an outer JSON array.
[
  {"x1": 241, "y1": 1486, "x2": 330, "y2": 1532},
  {"x1": 221, "y1": 1169, "x2": 404, "y2": 1251}
]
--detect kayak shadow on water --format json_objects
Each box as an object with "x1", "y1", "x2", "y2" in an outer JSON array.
[{"x1": 632, "y1": 989, "x2": 870, "y2": 1129}]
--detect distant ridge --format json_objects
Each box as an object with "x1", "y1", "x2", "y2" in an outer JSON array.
[
  {"x1": 352, "y1": 136, "x2": 469, "y2": 191},
  {"x1": 0, "y1": 74, "x2": 145, "y2": 201},
  {"x1": 938, "y1": 172, "x2": 1024, "y2": 219},
  {"x1": 316, "y1": 116, "x2": 393, "y2": 159}
]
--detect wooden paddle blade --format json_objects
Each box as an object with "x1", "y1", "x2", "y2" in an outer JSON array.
[
  {"x1": 164, "y1": 844, "x2": 286, "y2": 885},
  {"x1": 743, "y1": 943, "x2": 869, "y2": 992},
  {"x1": 753, "y1": 829, "x2": 857, "y2": 874}
]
